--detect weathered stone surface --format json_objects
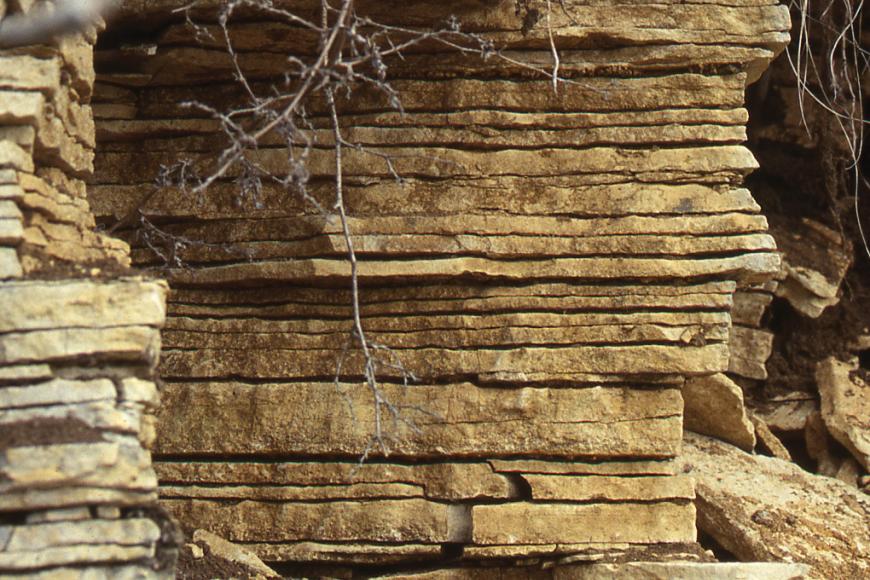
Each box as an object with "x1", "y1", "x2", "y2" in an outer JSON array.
[
  {"x1": 0, "y1": 378, "x2": 115, "y2": 409},
  {"x1": 731, "y1": 289, "x2": 774, "y2": 326},
  {"x1": 0, "y1": 518, "x2": 161, "y2": 570},
  {"x1": 0, "y1": 278, "x2": 167, "y2": 332},
  {"x1": 522, "y1": 474, "x2": 694, "y2": 502},
  {"x1": 0, "y1": 325, "x2": 160, "y2": 365},
  {"x1": 552, "y1": 562, "x2": 811, "y2": 580},
  {"x1": 0, "y1": 442, "x2": 157, "y2": 496},
  {"x1": 92, "y1": 181, "x2": 767, "y2": 221},
  {"x1": 0, "y1": 15, "x2": 170, "y2": 578},
  {"x1": 0, "y1": 246, "x2": 22, "y2": 278},
  {"x1": 161, "y1": 343, "x2": 729, "y2": 381},
  {"x1": 166, "y1": 255, "x2": 780, "y2": 287},
  {"x1": 0, "y1": 55, "x2": 61, "y2": 94},
  {"x1": 0, "y1": 362, "x2": 52, "y2": 383},
  {"x1": 679, "y1": 432, "x2": 870, "y2": 580},
  {"x1": 816, "y1": 357, "x2": 870, "y2": 470},
  {"x1": 13, "y1": 565, "x2": 164, "y2": 579},
  {"x1": 248, "y1": 542, "x2": 443, "y2": 566},
  {"x1": 374, "y1": 562, "x2": 812, "y2": 580},
  {"x1": 83, "y1": 0, "x2": 789, "y2": 569},
  {"x1": 0, "y1": 139, "x2": 34, "y2": 172},
  {"x1": 191, "y1": 529, "x2": 280, "y2": 578},
  {"x1": 156, "y1": 461, "x2": 513, "y2": 501},
  {"x1": 728, "y1": 325, "x2": 775, "y2": 380},
  {"x1": 472, "y1": 502, "x2": 695, "y2": 545},
  {"x1": 751, "y1": 414, "x2": 792, "y2": 461},
  {"x1": 683, "y1": 373, "x2": 756, "y2": 450},
  {"x1": 155, "y1": 382, "x2": 682, "y2": 458},
  {"x1": 751, "y1": 393, "x2": 817, "y2": 433},
  {"x1": 131, "y1": 73, "x2": 750, "y2": 118},
  {"x1": 167, "y1": 282, "x2": 735, "y2": 319},
  {"x1": 804, "y1": 411, "x2": 846, "y2": 479},
  {"x1": 0, "y1": 487, "x2": 155, "y2": 512},
  {"x1": 771, "y1": 218, "x2": 852, "y2": 318},
  {"x1": 163, "y1": 498, "x2": 469, "y2": 543},
  {"x1": 26, "y1": 507, "x2": 92, "y2": 524},
  {"x1": 488, "y1": 459, "x2": 675, "y2": 476}
]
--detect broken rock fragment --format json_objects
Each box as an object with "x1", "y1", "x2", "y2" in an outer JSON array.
[
  {"x1": 682, "y1": 373, "x2": 756, "y2": 450},
  {"x1": 679, "y1": 432, "x2": 870, "y2": 579},
  {"x1": 815, "y1": 357, "x2": 870, "y2": 470}
]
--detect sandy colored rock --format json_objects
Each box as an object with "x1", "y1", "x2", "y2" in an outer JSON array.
[
  {"x1": 249, "y1": 542, "x2": 443, "y2": 566},
  {"x1": 815, "y1": 357, "x2": 870, "y2": 470},
  {"x1": 96, "y1": 144, "x2": 760, "y2": 184},
  {"x1": 6, "y1": 565, "x2": 164, "y2": 580},
  {"x1": 167, "y1": 282, "x2": 735, "y2": 320},
  {"x1": 679, "y1": 432, "x2": 870, "y2": 580},
  {"x1": 751, "y1": 414, "x2": 792, "y2": 461},
  {"x1": 156, "y1": 382, "x2": 683, "y2": 458},
  {"x1": 0, "y1": 54, "x2": 61, "y2": 94},
  {"x1": 771, "y1": 218, "x2": 852, "y2": 318},
  {"x1": 750, "y1": 392, "x2": 818, "y2": 432},
  {"x1": 804, "y1": 411, "x2": 847, "y2": 478},
  {"x1": 0, "y1": 246, "x2": 22, "y2": 278},
  {"x1": 138, "y1": 232, "x2": 775, "y2": 264},
  {"x1": 192, "y1": 529, "x2": 280, "y2": 578},
  {"x1": 162, "y1": 320, "x2": 728, "y2": 351},
  {"x1": 91, "y1": 180, "x2": 766, "y2": 221},
  {"x1": 0, "y1": 518, "x2": 160, "y2": 569},
  {"x1": 488, "y1": 459, "x2": 675, "y2": 476},
  {"x1": 0, "y1": 363, "x2": 52, "y2": 383},
  {"x1": 0, "y1": 325, "x2": 160, "y2": 365},
  {"x1": 472, "y1": 502, "x2": 695, "y2": 545},
  {"x1": 683, "y1": 373, "x2": 756, "y2": 450},
  {"x1": 0, "y1": 278, "x2": 166, "y2": 332},
  {"x1": 731, "y1": 289, "x2": 774, "y2": 326},
  {"x1": 132, "y1": 73, "x2": 749, "y2": 118},
  {"x1": 551, "y1": 562, "x2": 811, "y2": 579},
  {"x1": 156, "y1": 461, "x2": 513, "y2": 501},
  {"x1": 164, "y1": 498, "x2": 469, "y2": 543},
  {"x1": 728, "y1": 325, "x2": 774, "y2": 380},
  {"x1": 0, "y1": 487, "x2": 156, "y2": 512},
  {"x1": 161, "y1": 343, "x2": 730, "y2": 381},
  {"x1": 0, "y1": 378, "x2": 116, "y2": 409},
  {"x1": 0, "y1": 442, "x2": 157, "y2": 495},
  {"x1": 166, "y1": 255, "x2": 780, "y2": 288},
  {"x1": 522, "y1": 474, "x2": 694, "y2": 502}
]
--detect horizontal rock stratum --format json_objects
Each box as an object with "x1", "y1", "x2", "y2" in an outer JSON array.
[{"x1": 84, "y1": 0, "x2": 789, "y2": 572}]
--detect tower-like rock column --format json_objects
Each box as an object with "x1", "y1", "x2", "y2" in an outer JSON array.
[{"x1": 0, "y1": 1, "x2": 172, "y2": 577}]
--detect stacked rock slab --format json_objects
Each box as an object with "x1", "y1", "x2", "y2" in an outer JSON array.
[
  {"x1": 0, "y1": 1, "x2": 171, "y2": 577},
  {"x1": 88, "y1": 0, "x2": 790, "y2": 570}
]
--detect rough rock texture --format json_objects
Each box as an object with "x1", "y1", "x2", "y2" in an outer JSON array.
[
  {"x1": 368, "y1": 562, "x2": 812, "y2": 580},
  {"x1": 81, "y1": 0, "x2": 791, "y2": 571},
  {"x1": 717, "y1": 0, "x2": 870, "y2": 503},
  {"x1": 683, "y1": 373, "x2": 756, "y2": 451},
  {"x1": 679, "y1": 432, "x2": 870, "y2": 580},
  {"x1": 0, "y1": 1, "x2": 173, "y2": 577},
  {"x1": 816, "y1": 357, "x2": 870, "y2": 470}
]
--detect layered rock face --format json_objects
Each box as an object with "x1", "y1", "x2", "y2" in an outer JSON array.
[
  {"x1": 0, "y1": 1, "x2": 172, "y2": 576},
  {"x1": 88, "y1": 0, "x2": 790, "y2": 571}
]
